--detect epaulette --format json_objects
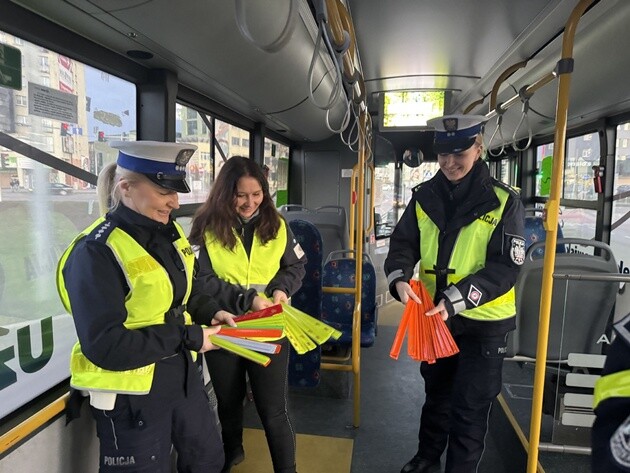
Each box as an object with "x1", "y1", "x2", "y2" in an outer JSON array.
[
  {"x1": 614, "y1": 312, "x2": 630, "y2": 347},
  {"x1": 84, "y1": 219, "x2": 118, "y2": 243},
  {"x1": 491, "y1": 178, "x2": 521, "y2": 198},
  {"x1": 412, "y1": 181, "x2": 428, "y2": 194}
]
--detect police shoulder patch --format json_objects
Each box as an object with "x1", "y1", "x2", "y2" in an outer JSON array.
[
  {"x1": 492, "y1": 178, "x2": 521, "y2": 198},
  {"x1": 86, "y1": 219, "x2": 117, "y2": 242},
  {"x1": 509, "y1": 235, "x2": 526, "y2": 265},
  {"x1": 610, "y1": 413, "x2": 630, "y2": 470}
]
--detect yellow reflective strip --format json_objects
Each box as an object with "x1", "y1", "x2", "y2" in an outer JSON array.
[
  {"x1": 126, "y1": 255, "x2": 161, "y2": 278},
  {"x1": 593, "y1": 369, "x2": 630, "y2": 408}
]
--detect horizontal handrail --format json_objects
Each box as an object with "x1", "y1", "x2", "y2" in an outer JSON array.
[
  {"x1": 0, "y1": 393, "x2": 69, "y2": 455},
  {"x1": 553, "y1": 272, "x2": 630, "y2": 283}
]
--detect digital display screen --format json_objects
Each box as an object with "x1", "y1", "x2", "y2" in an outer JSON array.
[{"x1": 381, "y1": 91, "x2": 445, "y2": 129}]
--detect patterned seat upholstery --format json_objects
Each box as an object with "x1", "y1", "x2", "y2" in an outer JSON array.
[
  {"x1": 321, "y1": 251, "x2": 377, "y2": 348},
  {"x1": 287, "y1": 219, "x2": 323, "y2": 387},
  {"x1": 524, "y1": 214, "x2": 565, "y2": 258}
]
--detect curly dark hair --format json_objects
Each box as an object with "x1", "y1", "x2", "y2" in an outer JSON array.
[{"x1": 189, "y1": 156, "x2": 280, "y2": 249}]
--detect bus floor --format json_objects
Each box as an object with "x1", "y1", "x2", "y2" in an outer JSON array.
[{"x1": 231, "y1": 301, "x2": 590, "y2": 473}]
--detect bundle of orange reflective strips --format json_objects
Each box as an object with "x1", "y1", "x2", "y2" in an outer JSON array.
[{"x1": 390, "y1": 279, "x2": 459, "y2": 363}]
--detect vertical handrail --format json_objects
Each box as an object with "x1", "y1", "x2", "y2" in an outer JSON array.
[
  {"x1": 351, "y1": 110, "x2": 367, "y2": 427},
  {"x1": 526, "y1": 1, "x2": 595, "y2": 472},
  {"x1": 349, "y1": 164, "x2": 358, "y2": 251},
  {"x1": 365, "y1": 163, "x2": 375, "y2": 234}
]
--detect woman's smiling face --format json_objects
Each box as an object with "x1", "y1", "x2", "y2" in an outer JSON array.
[{"x1": 234, "y1": 176, "x2": 263, "y2": 219}]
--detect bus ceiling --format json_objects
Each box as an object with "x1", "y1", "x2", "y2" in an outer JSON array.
[{"x1": 6, "y1": 0, "x2": 630, "y2": 149}]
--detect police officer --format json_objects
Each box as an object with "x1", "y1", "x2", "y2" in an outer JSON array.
[
  {"x1": 592, "y1": 313, "x2": 630, "y2": 472},
  {"x1": 384, "y1": 115, "x2": 525, "y2": 473},
  {"x1": 57, "y1": 141, "x2": 238, "y2": 473}
]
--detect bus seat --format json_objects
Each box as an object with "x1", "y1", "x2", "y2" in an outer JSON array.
[
  {"x1": 523, "y1": 213, "x2": 566, "y2": 257},
  {"x1": 321, "y1": 250, "x2": 377, "y2": 348},
  {"x1": 287, "y1": 219, "x2": 323, "y2": 387},
  {"x1": 279, "y1": 205, "x2": 349, "y2": 261},
  {"x1": 509, "y1": 238, "x2": 617, "y2": 361}
]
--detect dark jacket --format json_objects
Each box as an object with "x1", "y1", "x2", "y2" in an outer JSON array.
[
  {"x1": 592, "y1": 314, "x2": 630, "y2": 472},
  {"x1": 62, "y1": 204, "x2": 220, "y2": 371},
  {"x1": 384, "y1": 159, "x2": 525, "y2": 335}
]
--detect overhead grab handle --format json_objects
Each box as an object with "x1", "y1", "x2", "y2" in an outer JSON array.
[
  {"x1": 487, "y1": 103, "x2": 507, "y2": 157},
  {"x1": 234, "y1": 0, "x2": 297, "y2": 53},
  {"x1": 512, "y1": 85, "x2": 533, "y2": 152}
]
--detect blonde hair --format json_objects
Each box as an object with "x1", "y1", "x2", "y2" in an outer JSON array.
[
  {"x1": 96, "y1": 163, "x2": 144, "y2": 216},
  {"x1": 474, "y1": 133, "x2": 487, "y2": 160}
]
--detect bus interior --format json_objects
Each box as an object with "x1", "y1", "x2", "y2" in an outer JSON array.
[{"x1": 1, "y1": 0, "x2": 629, "y2": 472}]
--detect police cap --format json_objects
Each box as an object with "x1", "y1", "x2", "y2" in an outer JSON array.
[
  {"x1": 110, "y1": 141, "x2": 196, "y2": 193},
  {"x1": 427, "y1": 114, "x2": 488, "y2": 154}
]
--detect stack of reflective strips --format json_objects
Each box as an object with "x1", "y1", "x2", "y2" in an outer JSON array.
[
  {"x1": 210, "y1": 303, "x2": 342, "y2": 366},
  {"x1": 390, "y1": 279, "x2": 459, "y2": 363}
]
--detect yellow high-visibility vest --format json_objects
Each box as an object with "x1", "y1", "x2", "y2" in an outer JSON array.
[
  {"x1": 204, "y1": 219, "x2": 286, "y2": 295},
  {"x1": 416, "y1": 186, "x2": 515, "y2": 320},
  {"x1": 57, "y1": 218, "x2": 195, "y2": 395}
]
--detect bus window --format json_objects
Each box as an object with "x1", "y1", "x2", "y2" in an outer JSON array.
[
  {"x1": 611, "y1": 121, "x2": 630, "y2": 270},
  {"x1": 535, "y1": 143, "x2": 554, "y2": 197},
  {"x1": 214, "y1": 118, "x2": 251, "y2": 179},
  {"x1": 0, "y1": 28, "x2": 136, "y2": 420},
  {"x1": 563, "y1": 134, "x2": 599, "y2": 201},
  {"x1": 176, "y1": 104, "x2": 212, "y2": 204},
  {"x1": 559, "y1": 207, "x2": 597, "y2": 243},
  {"x1": 264, "y1": 138, "x2": 289, "y2": 206},
  {"x1": 374, "y1": 164, "x2": 396, "y2": 238}
]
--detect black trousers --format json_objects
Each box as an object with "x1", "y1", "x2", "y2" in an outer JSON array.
[
  {"x1": 206, "y1": 338, "x2": 296, "y2": 473},
  {"x1": 90, "y1": 353, "x2": 224, "y2": 473},
  {"x1": 417, "y1": 332, "x2": 508, "y2": 473}
]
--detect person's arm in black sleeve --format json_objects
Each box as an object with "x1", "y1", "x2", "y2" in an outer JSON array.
[
  {"x1": 265, "y1": 223, "x2": 307, "y2": 298},
  {"x1": 194, "y1": 244, "x2": 257, "y2": 315},
  {"x1": 439, "y1": 194, "x2": 525, "y2": 316},
  {"x1": 187, "y1": 261, "x2": 223, "y2": 326},
  {"x1": 63, "y1": 240, "x2": 203, "y2": 371},
  {"x1": 384, "y1": 198, "x2": 421, "y2": 301}
]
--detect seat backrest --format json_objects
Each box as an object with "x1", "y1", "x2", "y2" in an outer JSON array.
[
  {"x1": 523, "y1": 213, "x2": 566, "y2": 257},
  {"x1": 512, "y1": 238, "x2": 617, "y2": 361},
  {"x1": 279, "y1": 205, "x2": 349, "y2": 260},
  {"x1": 287, "y1": 219, "x2": 323, "y2": 388},
  {"x1": 321, "y1": 250, "x2": 377, "y2": 348},
  {"x1": 288, "y1": 219, "x2": 323, "y2": 319}
]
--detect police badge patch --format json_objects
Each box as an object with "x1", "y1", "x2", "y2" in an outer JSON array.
[
  {"x1": 510, "y1": 237, "x2": 526, "y2": 265},
  {"x1": 443, "y1": 117, "x2": 458, "y2": 132},
  {"x1": 467, "y1": 285, "x2": 482, "y2": 307},
  {"x1": 610, "y1": 414, "x2": 630, "y2": 470}
]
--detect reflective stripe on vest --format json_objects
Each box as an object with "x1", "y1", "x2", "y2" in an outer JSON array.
[
  {"x1": 417, "y1": 186, "x2": 515, "y2": 320},
  {"x1": 57, "y1": 218, "x2": 195, "y2": 394},
  {"x1": 593, "y1": 369, "x2": 630, "y2": 409},
  {"x1": 204, "y1": 219, "x2": 286, "y2": 291}
]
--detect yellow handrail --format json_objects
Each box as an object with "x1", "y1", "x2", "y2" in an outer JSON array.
[
  {"x1": 526, "y1": 1, "x2": 595, "y2": 472},
  {"x1": 349, "y1": 164, "x2": 358, "y2": 251},
  {"x1": 489, "y1": 61, "x2": 528, "y2": 112},
  {"x1": 0, "y1": 393, "x2": 69, "y2": 454},
  {"x1": 366, "y1": 163, "x2": 375, "y2": 235}
]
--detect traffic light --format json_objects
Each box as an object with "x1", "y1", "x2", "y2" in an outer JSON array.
[
  {"x1": 98, "y1": 131, "x2": 105, "y2": 142},
  {"x1": 60, "y1": 123, "x2": 69, "y2": 136},
  {"x1": 0, "y1": 155, "x2": 7, "y2": 168}
]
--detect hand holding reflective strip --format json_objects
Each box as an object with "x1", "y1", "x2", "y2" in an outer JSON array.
[
  {"x1": 425, "y1": 299, "x2": 449, "y2": 321},
  {"x1": 395, "y1": 280, "x2": 422, "y2": 305}
]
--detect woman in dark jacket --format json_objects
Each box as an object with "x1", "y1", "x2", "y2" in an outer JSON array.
[
  {"x1": 58, "y1": 141, "x2": 237, "y2": 473},
  {"x1": 189, "y1": 156, "x2": 306, "y2": 473},
  {"x1": 385, "y1": 115, "x2": 525, "y2": 473}
]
